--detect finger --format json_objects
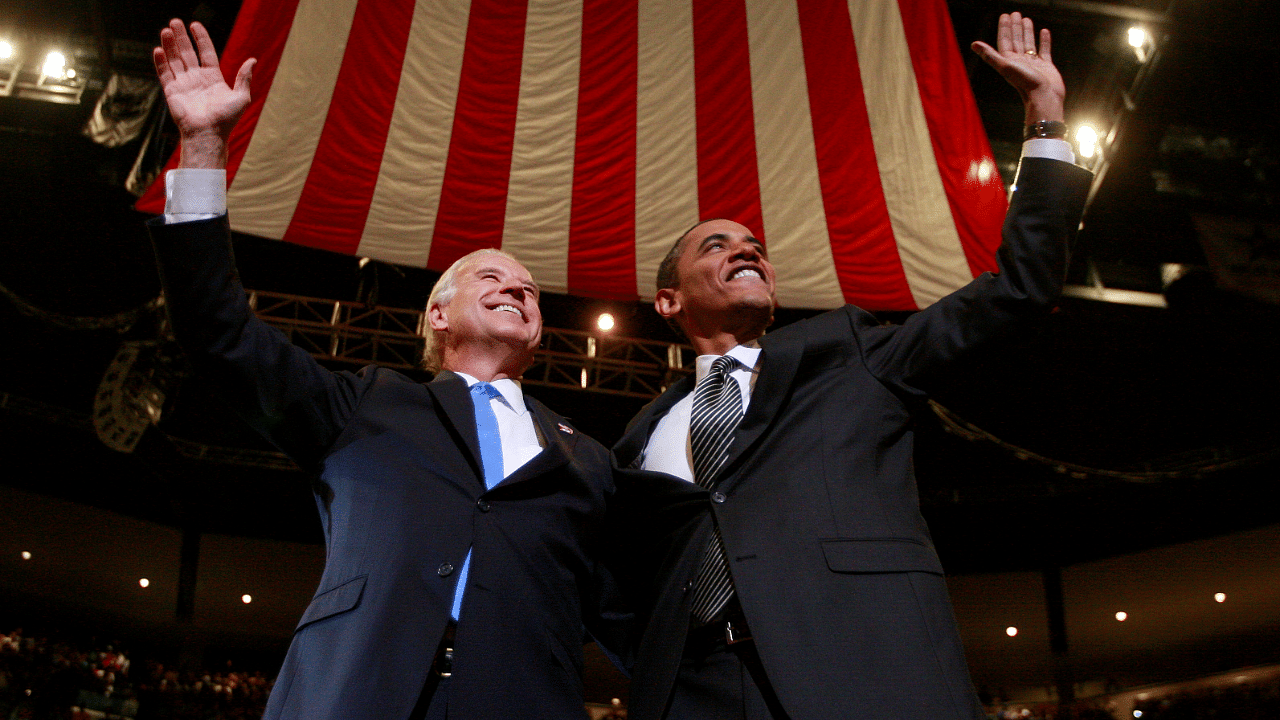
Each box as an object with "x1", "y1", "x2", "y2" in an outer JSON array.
[
  {"x1": 1038, "y1": 28, "x2": 1053, "y2": 63},
  {"x1": 170, "y1": 19, "x2": 201, "y2": 71},
  {"x1": 160, "y1": 25, "x2": 186, "y2": 73},
  {"x1": 190, "y1": 21, "x2": 220, "y2": 69},
  {"x1": 1009, "y1": 12, "x2": 1025, "y2": 54},
  {"x1": 997, "y1": 13, "x2": 1013, "y2": 54},
  {"x1": 152, "y1": 46, "x2": 173, "y2": 84},
  {"x1": 1022, "y1": 16, "x2": 1036, "y2": 54},
  {"x1": 970, "y1": 41, "x2": 1008, "y2": 73},
  {"x1": 970, "y1": 41, "x2": 996, "y2": 63},
  {"x1": 232, "y1": 58, "x2": 257, "y2": 95}
]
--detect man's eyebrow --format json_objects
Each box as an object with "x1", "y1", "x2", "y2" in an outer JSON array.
[
  {"x1": 697, "y1": 233, "x2": 765, "y2": 252},
  {"x1": 698, "y1": 233, "x2": 729, "y2": 249},
  {"x1": 475, "y1": 265, "x2": 540, "y2": 293}
]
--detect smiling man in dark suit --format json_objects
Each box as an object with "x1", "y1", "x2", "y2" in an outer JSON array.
[
  {"x1": 148, "y1": 20, "x2": 624, "y2": 720},
  {"x1": 610, "y1": 13, "x2": 1094, "y2": 720}
]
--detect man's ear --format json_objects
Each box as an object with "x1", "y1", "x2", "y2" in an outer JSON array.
[
  {"x1": 654, "y1": 288, "x2": 680, "y2": 320},
  {"x1": 428, "y1": 303, "x2": 449, "y2": 332}
]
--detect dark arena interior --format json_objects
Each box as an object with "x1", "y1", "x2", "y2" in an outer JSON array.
[{"x1": 2, "y1": 0, "x2": 1279, "y2": 718}]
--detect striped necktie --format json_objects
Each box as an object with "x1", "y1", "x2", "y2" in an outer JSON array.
[{"x1": 688, "y1": 355, "x2": 743, "y2": 624}]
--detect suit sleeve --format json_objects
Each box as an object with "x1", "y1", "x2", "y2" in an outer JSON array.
[
  {"x1": 853, "y1": 156, "x2": 1093, "y2": 395},
  {"x1": 148, "y1": 215, "x2": 363, "y2": 468}
]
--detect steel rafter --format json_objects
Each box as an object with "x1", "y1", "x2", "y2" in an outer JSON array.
[{"x1": 246, "y1": 289, "x2": 694, "y2": 398}]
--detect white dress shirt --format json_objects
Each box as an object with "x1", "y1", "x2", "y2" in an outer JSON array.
[
  {"x1": 641, "y1": 344, "x2": 761, "y2": 483},
  {"x1": 451, "y1": 372, "x2": 544, "y2": 480}
]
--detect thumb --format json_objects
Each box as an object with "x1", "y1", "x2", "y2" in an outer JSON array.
[
  {"x1": 970, "y1": 41, "x2": 1005, "y2": 71},
  {"x1": 233, "y1": 57, "x2": 257, "y2": 95}
]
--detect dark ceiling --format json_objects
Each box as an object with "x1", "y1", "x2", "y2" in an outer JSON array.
[{"x1": 2, "y1": 0, "x2": 1279, "y2": 694}]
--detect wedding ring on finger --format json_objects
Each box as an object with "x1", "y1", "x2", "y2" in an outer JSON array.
[{"x1": 1025, "y1": 49, "x2": 1037, "y2": 55}]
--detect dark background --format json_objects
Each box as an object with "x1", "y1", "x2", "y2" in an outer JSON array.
[{"x1": 3, "y1": 0, "x2": 1279, "y2": 706}]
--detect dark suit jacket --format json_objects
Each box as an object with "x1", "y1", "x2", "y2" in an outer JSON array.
[
  {"x1": 610, "y1": 157, "x2": 1093, "y2": 720},
  {"x1": 150, "y1": 216, "x2": 627, "y2": 720}
]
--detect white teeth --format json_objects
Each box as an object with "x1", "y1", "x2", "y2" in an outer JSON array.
[
  {"x1": 730, "y1": 268, "x2": 762, "y2": 281},
  {"x1": 492, "y1": 304, "x2": 523, "y2": 319}
]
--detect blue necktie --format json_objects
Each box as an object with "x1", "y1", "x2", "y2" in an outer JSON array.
[{"x1": 450, "y1": 382, "x2": 505, "y2": 620}]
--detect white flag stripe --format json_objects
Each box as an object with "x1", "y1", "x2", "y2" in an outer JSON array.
[
  {"x1": 848, "y1": 0, "x2": 971, "y2": 308},
  {"x1": 227, "y1": 0, "x2": 361, "y2": 239},
  {"x1": 634, "y1": 0, "x2": 699, "y2": 300},
  {"x1": 357, "y1": 0, "x2": 473, "y2": 265},
  {"x1": 499, "y1": 0, "x2": 583, "y2": 292},
  {"x1": 746, "y1": 0, "x2": 846, "y2": 310}
]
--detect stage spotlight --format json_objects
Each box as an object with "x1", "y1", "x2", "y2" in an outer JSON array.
[
  {"x1": 43, "y1": 51, "x2": 67, "y2": 78},
  {"x1": 1076, "y1": 125, "x2": 1100, "y2": 159},
  {"x1": 1005, "y1": 626, "x2": 1018, "y2": 637},
  {"x1": 139, "y1": 578, "x2": 150, "y2": 588},
  {"x1": 20, "y1": 551, "x2": 31, "y2": 560},
  {"x1": 1215, "y1": 592, "x2": 1226, "y2": 603},
  {"x1": 241, "y1": 594, "x2": 253, "y2": 604},
  {"x1": 0, "y1": 41, "x2": 14, "y2": 60},
  {"x1": 1115, "y1": 611, "x2": 1128, "y2": 621},
  {"x1": 1127, "y1": 27, "x2": 1150, "y2": 62},
  {"x1": 596, "y1": 312, "x2": 615, "y2": 332}
]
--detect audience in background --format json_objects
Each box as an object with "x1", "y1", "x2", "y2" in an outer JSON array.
[
  {"x1": 6, "y1": 626, "x2": 1280, "y2": 719},
  {"x1": 1, "y1": 628, "x2": 271, "y2": 719}
]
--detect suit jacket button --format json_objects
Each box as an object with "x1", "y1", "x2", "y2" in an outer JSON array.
[
  {"x1": 438, "y1": 562, "x2": 454, "y2": 577},
  {"x1": 711, "y1": 492, "x2": 726, "y2": 503},
  {"x1": 476, "y1": 499, "x2": 492, "y2": 512}
]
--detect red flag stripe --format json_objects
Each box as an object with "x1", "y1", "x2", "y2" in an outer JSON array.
[
  {"x1": 796, "y1": 0, "x2": 917, "y2": 309},
  {"x1": 135, "y1": 0, "x2": 303, "y2": 214},
  {"x1": 567, "y1": 0, "x2": 639, "y2": 299},
  {"x1": 428, "y1": 0, "x2": 530, "y2": 269},
  {"x1": 691, "y1": 0, "x2": 763, "y2": 238},
  {"x1": 898, "y1": 0, "x2": 1004, "y2": 277},
  {"x1": 281, "y1": 0, "x2": 417, "y2": 254}
]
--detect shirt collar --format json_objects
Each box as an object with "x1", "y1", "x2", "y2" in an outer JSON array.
[
  {"x1": 452, "y1": 371, "x2": 528, "y2": 415},
  {"x1": 694, "y1": 341, "x2": 762, "y2": 382}
]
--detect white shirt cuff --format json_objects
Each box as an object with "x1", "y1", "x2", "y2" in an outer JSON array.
[
  {"x1": 163, "y1": 168, "x2": 227, "y2": 224},
  {"x1": 1021, "y1": 138, "x2": 1075, "y2": 164}
]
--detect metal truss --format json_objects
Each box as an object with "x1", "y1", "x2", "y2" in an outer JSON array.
[
  {"x1": 246, "y1": 289, "x2": 694, "y2": 398},
  {"x1": 247, "y1": 290, "x2": 426, "y2": 370}
]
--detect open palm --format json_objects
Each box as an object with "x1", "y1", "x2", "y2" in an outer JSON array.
[
  {"x1": 152, "y1": 20, "x2": 255, "y2": 141},
  {"x1": 971, "y1": 12, "x2": 1065, "y2": 116}
]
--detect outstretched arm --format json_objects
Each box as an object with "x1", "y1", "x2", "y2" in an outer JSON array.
[
  {"x1": 152, "y1": 19, "x2": 256, "y2": 170},
  {"x1": 970, "y1": 12, "x2": 1066, "y2": 125},
  {"x1": 857, "y1": 14, "x2": 1090, "y2": 392}
]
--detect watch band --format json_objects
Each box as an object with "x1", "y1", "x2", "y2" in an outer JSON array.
[{"x1": 1024, "y1": 120, "x2": 1068, "y2": 141}]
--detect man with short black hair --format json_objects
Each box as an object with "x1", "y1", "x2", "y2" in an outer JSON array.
[{"x1": 610, "y1": 13, "x2": 1093, "y2": 720}]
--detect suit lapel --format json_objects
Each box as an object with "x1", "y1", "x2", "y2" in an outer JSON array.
[
  {"x1": 717, "y1": 332, "x2": 803, "y2": 491},
  {"x1": 424, "y1": 371, "x2": 485, "y2": 489},
  {"x1": 613, "y1": 374, "x2": 695, "y2": 468}
]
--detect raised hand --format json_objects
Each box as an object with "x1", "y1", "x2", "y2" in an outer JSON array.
[
  {"x1": 970, "y1": 12, "x2": 1065, "y2": 124},
  {"x1": 152, "y1": 19, "x2": 256, "y2": 168}
]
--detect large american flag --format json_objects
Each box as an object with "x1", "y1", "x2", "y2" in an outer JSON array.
[{"x1": 138, "y1": 0, "x2": 1007, "y2": 310}]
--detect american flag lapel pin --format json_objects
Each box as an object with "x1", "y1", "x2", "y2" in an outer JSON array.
[{"x1": 557, "y1": 422, "x2": 574, "y2": 435}]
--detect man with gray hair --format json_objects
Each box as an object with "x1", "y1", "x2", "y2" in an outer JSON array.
[{"x1": 148, "y1": 19, "x2": 626, "y2": 720}]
